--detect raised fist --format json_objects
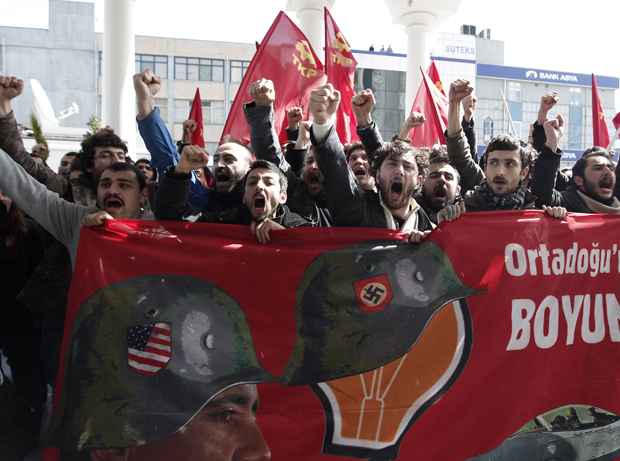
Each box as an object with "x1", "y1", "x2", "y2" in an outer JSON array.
[
  {"x1": 309, "y1": 83, "x2": 341, "y2": 125},
  {"x1": 351, "y1": 89, "x2": 375, "y2": 127},
  {"x1": 543, "y1": 114, "x2": 565, "y2": 153},
  {"x1": 249, "y1": 79, "x2": 275, "y2": 106},
  {"x1": 182, "y1": 119, "x2": 198, "y2": 144},
  {"x1": 133, "y1": 69, "x2": 161, "y2": 100},
  {"x1": 540, "y1": 92, "x2": 559, "y2": 113},
  {"x1": 449, "y1": 80, "x2": 474, "y2": 105},
  {"x1": 0, "y1": 76, "x2": 25, "y2": 101},
  {"x1": 177, "y1": 145, "x2": 209, "y2": 174},
  {"x1": 462, "y1": 94, "x2": 477, "y2": 121},
  {"x1": 287, "y1": 106, "x2": 303, "y2": 129},
  {"x1": 406, "y1": 112, "x2": 425, "y2": 129}
]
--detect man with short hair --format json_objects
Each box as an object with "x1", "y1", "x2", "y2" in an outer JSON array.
[
  {"x1": 345, "y1": 143, "x2": 375, "y2": 191},
  {"x1": 0, "y1": 151, "x2": 149, "y2": 267},
  {"x1": 309, "y1": 84, "x2": 441, "y2": 242},
  {"x1": 531, "y1": 95, "x2": 620, "y2": 213},
  {"x1": 417, "y1": 154, "x2": 461, "y2": 223},
  {"x1": 58, "y1": 152, "x2": 78, "y2": 179}
]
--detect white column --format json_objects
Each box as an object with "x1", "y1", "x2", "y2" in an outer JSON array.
[
  {"x1": 286, "y1": 0, "x2": 336, "y2": 57},
  {"x1": 404, "y1": 13, "x2": 434, "y2": 111},
  {"x1": 102, "y1": 0, "x2": 136, "y2": 155}
]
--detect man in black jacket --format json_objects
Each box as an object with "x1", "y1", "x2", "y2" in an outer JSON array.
[
  {"x1": 155, "y1": 144, "x2": 309, "y2": 242},
  {"x1": 308, "y1": 84, "x2": 449, "y2": 242},
  {"x1": 532, "y1": 111, "x2": 620, "y2": 214}
]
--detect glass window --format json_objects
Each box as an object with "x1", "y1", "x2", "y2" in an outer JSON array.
[
  {"x1": 483, "y1": 116, "x2": 494, "y2": 143},
  {"x1": 203, "y1": 100, "x2": 226, "y2": 125},
  {"x1": 569, "y1": 87, "x2": 583, "y2": 107},
  {"x1": 568, "y1": 105, "x2": 583, "y2": 150},
  {"x1": 135, "y1": 54, "x2": 168, "y2": 77},
  {"x1": 174, "y1": 56, "x2": 225, "y2": 82},
  {"x1": 154, "y1": 98, "x2": 168, "y2": 121},
  {"x1": 174, "y1": 99, "x2": 190, "y2": 123},
  {"x1": 508, "y1": 81, "x2": 521, "y2": 102},
  {"x1": 508, "y1": 101, "x2": 523, "y2": 122}
]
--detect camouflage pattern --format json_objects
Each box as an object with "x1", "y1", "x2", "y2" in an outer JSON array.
[
  {"x1": 50, "y1": 275, "x2": 271, "y2": 451},
  {"x1": 283, "y1": 240, "x2": 476, "y2": 384}
]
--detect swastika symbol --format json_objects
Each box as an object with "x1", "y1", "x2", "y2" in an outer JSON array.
[{"x1": 363, "y1": 284, "x2": 385, "y2": 305}]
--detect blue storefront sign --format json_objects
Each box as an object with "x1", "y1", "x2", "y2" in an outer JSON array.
[
  {"x1": 476, "y1": 146, "x2": 618, "y2": 163},
  {"x1": 477, "y1": 64, "x2": 620, "y2": 89}
]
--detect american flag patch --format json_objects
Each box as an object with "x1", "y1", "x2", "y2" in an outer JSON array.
[{"x1": 127, "y1": 323, "x2": 172, "y2": 376}]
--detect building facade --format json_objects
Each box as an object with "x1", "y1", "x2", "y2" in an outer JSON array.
[{"x1": 1, "y1": 0, "x2": 618, "y2": 169}]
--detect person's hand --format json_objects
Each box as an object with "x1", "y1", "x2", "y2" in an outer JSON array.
[
  {"x1": 176, "y1": 145, "x2": 209, "y2": 174},
  {"x1": 295, "y1": 121, "x2": 311, "y2": 149},
  {"x1": 543, "y1": 205, "x2": 567, "y2": 220},
  {"x1": 82, "y1": 211, "x2": 114, "y2": 227},
  {"x1": 287, "y1": 106, "x2": 303, "y2": 130},
  {"x1": 182, "y1": 119, "x2": 197, "y2": 144},
  {"x1": 251, "y1": 219, "x2": 285, "y2": 244},
  {"x1": 407, "y1": 230, "x2": 432, "y2": 244},
  {"x1": 543, "y1": 114, "x2": 564, "y2": 153},
  {"x1": 406, "y1": 112, "x2": 425, "y2": 129},
  {"x1": 133, "y1": 69, "x2": 161, "y2": 100},
  {"x1": 0, "y1": 76, "x2": 24, "y2": 114},
  {"x1": 309, "y1": 83, "x2": 341, "y2": 125},
  {"x1": 437, "y1": 201, "x2": 466, "y2": 225},
  {"x1": 449, "y1": 80, "x2": 474, "y2": 105},
  {"x1": 462, "y1": 94, "x2": 477, "y2": 122},
  {"x1": 351, "y1": 89, "x2": 375, "y2": 128},
  {"x1": 538, "y1": 92, "x2": 559, "y2": 124},
  {"x1": 249, "y1": 78, "x2": 275, "y2": 106}
]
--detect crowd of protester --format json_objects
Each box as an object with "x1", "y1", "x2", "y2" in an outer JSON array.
[{"x1": 0, "y1": 67, "x2": 619, "y2": 460}]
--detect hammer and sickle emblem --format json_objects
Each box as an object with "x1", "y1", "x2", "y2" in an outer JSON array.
[{"x1": 293, "y1": 40, "x2": 318, "y2": 78}]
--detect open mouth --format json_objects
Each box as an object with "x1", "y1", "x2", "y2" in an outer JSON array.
[
  {"x1": 599, "y1": 178, "x2": 614, "y2": 189},
  {"x1": 215, "y1": 168, "x2": 231, "y2": 182},
  {"x1": 391, "y1": 182, "x2": 403, "y2": 194},
  {"x1": 253, "y1": 196, "x2": 266, "y2": 209},
  {"x1": 433, "y1": 185, "x2": 448, "y2": 197},
  {"x1": 104, "y1": 197, "x2": 124, "y2": 209},
  {"x1": 492, "y1": 177, "x2": 507, "y2": 185},
  {"x1": 354, "y1": 167, "x2": 367, "y2": 177}
]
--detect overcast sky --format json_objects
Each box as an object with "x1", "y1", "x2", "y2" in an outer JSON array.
[{"x1": 2, "y1": 0, "x2": 619, "y2": 99}]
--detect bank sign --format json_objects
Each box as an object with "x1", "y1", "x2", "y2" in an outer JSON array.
[{"x1": 477, "y1": 63, "x2": 620, "y2": 89}]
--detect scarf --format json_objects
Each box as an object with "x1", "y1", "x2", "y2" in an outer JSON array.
[
  {"x1": 379, "y1": 195, "x2": 423, "y2": 233},
  {"x1": 577, "y1": 190, "x2": 620, "y2": 214},
  {"x1": 474, "y1": 181, "x2": 531, "y2": 210}
]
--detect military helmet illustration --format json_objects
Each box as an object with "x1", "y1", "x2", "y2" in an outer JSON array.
[{"x1": 50, "y1": 275, "x2": 270, "y2": 451}]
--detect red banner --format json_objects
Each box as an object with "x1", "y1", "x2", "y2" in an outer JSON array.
[
  {"x1": 188, "y1": 88, "x2": 205, "y2": 148},
  {"x1": 52, "y1": 212, "x2": 620, "y2": 460},
  {"x1": 221, "y1": 11, "x2": 325, "y2": 144},
  {"x1": 592, "y1": 73, "x2": 611, "y2": 148},
  {"x1": 324, "y1": 7, "x2": 358, "y2": 144},
  {"x1": 409, "y1": 67, "x2": 448, "y2": 147}
]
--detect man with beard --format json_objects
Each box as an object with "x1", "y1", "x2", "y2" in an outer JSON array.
[
  {"x1": 446, "y1": 80, "x2": 565, "y2": 219},
  {"x1": 155, "y1": 144, "x2": 308, "y2": 242},
  {"x1": 530, "y1": 96, "x2": 620, "y2": 214},
  {"x1": 58, "y1": 152, "x2": 78, "y2": 179},
  {"x1": 308, "y1": 84, "x2": 447, "y2": 242},
  {"x1": 0, "y1": 152, "x2": 149, "y2": 268},
  {"x1": 417, "y1": 153, "x2": 461, "y2": 223},
  {"x1": 243, "y1": 79, "x2": 332, "y2": 227}
]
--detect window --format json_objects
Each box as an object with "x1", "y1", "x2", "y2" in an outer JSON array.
[
  {"x1": 154, "y1": 98, "x2": 168, "y2": 121},
  {"x1": 174, "y1": 57, "x2": 225, "y2": 82},
  {"x1": 569, "y1": 87, "x2": 583, "y2": 107},
  {"x1": 174, "y1": 99, "x2": 190, "y2": 123},
  {"x1": 230, "y1": 60, "x2": 250, "y2": 83},
  {"x1": 135, "y1": 54, "x2": 168, "y2": 77},
  {"x1": 483, "y1": 116, "x2": 494, "y2": 143},
  {"x1": 203, "y1": 100, "x2": 226, "y2": 125},
  {"x1": 507, "y1": 81, "x2": 521, "y2": 102}
]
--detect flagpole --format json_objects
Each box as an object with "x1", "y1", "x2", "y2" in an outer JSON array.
[{"x1": 499, "y1": 89, "x2": 516, "y2": 137}]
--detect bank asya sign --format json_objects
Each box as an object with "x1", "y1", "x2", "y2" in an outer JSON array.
[{"x1": 477, "y1": 63, "x2": 620, "y2": 89}]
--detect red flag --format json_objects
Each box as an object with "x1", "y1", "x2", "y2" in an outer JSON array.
[
  {"x1": 221, "y1": 11, "x2": 325, "y2": 144},
  {"x1": 427, "y1": 60, "x2": 446, "y2": 97},
  {"x1": 324, "y1": 7, "x2": 358, "y2": 143},
  {"x1": 408, "y1": 67, "x2": 448, "y2": 147},
  {"x1": 592, "y1": 73, "x2": 610, "y2": 148},
  {"x1": 612, "y1": 112, "x2": 620, "y2": 131},
  {"x1": 188, "y1": 88, "x2": 205, "y2": 148}
]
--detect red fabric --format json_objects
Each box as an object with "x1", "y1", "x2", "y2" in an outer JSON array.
[
  {"x1": 427, "y1": 60, "x2": 446, "y2": 96},
  {"x1": 221, "y1": 11, "x2": 325, "y2": 145},
  {"x1": 408, "y1": 67, "x2": 448, "y2": 147},
  {"x1": 612, "y1": 112, "x2": 620, "y2": 131},
  {"x1": 324, "y1": 7, "x2": 358, "y2": 144},
  {"x1": 592, "y1": 73, "x2": 611, "y2": 148},
  {"x1": 48, "y1": 212, "x2": 620, "y2": 460},
  {"x1": 188, "y1": 88, "x2": 205, "y2": 148}
]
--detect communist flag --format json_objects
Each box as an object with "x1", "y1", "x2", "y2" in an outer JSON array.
[
  {"x1": 408, "y1": 67, "x2": 448, "y2": 147},
  {"x1": 427, "y1": 60, "x2": 446, "y2": 96},
  {"x1": 592, "y1": 73, "x2": 610, "y2": 148},
  {"x1": 188, "y1": 88, "x2": 205, "y2": 147},
  {"x1": 221, "y1": 11, "x2": 325, "y2": 144},
  {"x1": 324, "y1": 7, "x2": 358, "y2": 143}
]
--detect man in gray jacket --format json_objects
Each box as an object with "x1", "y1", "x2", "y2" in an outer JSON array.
[{"x1": 0, "y1": 152, "x2": 148, "y2": 268}]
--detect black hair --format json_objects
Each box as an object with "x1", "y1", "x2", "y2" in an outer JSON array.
[
  {"x1": 480, "y1": 134, "x2": 534, "y2": 173},
  {"x1": 96, "y1": 162, "x2": 147, "y2": 191},
  {"x1": 344, "y1": 143, "x2": 365, "y2": 161},
  {"x1": 81, "y1": 128, "x2": 128, "y2": 171},
  {"x1": 135, "y1": 158, "x2": 159, "y2": 182},
  {"x1": 428, "y1": 153, "x2": 460, "y2": 182},
  {"x1": 572, "y1": 147, "x2": 615, "y2": 181},
  {"x1": 371, "y1": 140, "x2": 418, "y2": 173},
  {"x1": 245, "y1": 160, "x2": 287, "y2": 191}
]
